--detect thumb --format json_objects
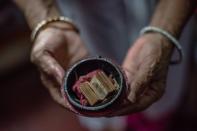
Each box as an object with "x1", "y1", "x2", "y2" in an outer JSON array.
[
  {"x1": 36, "y1": 51, "x2": 65, "y2": 85},
  {"x1": 127, "y1": 57, "x2": 158, "y2": 103}
]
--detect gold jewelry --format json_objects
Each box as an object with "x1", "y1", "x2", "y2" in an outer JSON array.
[{"x1": 31, "y1": 16, "x2": 79, "y2": 42}]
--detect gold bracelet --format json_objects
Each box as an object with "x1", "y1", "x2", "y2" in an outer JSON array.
[{"x1": 31, "y1": 16, "x2": 79, "y2": 42}]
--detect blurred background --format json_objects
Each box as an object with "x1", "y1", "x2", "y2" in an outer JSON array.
[{"x1": 0, "y1": 1, "x2": 197, "y2": 131}]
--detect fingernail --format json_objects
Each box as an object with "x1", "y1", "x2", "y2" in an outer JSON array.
[{"x1": 128, "y1": 92, "x2": 136, "y2": 103}]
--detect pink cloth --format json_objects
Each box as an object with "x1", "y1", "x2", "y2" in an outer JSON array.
[{"x1": 127, "y1": 111, "x2": 174, "y2": 131}]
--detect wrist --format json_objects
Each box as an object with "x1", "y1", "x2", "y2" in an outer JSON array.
[
  {"x1": 139, "y1": 33, "x2": 174, "y2": 50},
  {"x1": 150, "y1": 22, "x2": 180, "y2": 39},
  {"x1": 140, "y1": 26, "x2": 183, "y2": 64},
  {"x1": 18, "y1": 1, "x2": 60, "y2": 29},
  {"x1": 47, "y1": 22, "x2": 78, "y2": 32},
  {"x1": 31, "y1": 16, "x2": 79, "y2": 42},
  {"x1": 134, "y1": 33, "x2": 174, "y2": 60}
]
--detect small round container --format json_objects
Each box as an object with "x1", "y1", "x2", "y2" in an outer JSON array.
[{"x1": 64, "y1": 57, "x2": 127, "y2": 112}]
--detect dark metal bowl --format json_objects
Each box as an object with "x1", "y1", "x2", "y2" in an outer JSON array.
[{"x1": 64, "y1": 57, "x2": 126, "y2": 111}]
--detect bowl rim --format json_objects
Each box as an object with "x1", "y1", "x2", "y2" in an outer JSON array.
[{"x1": 64, "y1": 57, "x2": 124, "y2": 111}]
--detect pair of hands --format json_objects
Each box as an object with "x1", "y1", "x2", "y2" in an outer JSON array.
[{"x1": 31, "y1": 23, "x2": 173, "y2": 117}]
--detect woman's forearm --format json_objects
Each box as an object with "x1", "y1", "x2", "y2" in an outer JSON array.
[
  {"x1": 150, "y1": 0, "x2": 197, "y2": 38},
  {"x1": 14, "y1": 0, "x2": 60, "y2": 29}
]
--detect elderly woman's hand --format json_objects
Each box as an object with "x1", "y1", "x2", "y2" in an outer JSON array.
[
  {"x1": 31, "y1": 23, "x2": 88, "y2": 112},
  {"x1": 110, "y1": 33, "x2": 173, "y2": 116}
]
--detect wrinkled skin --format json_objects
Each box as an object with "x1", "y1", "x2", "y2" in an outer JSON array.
[
  {"x1": 108, "y1": 33, "x2": 173, "y2": 116},
  {"x1": 31, "y1": 23, "x2": 173, "y2": 116},
  {"x1": 31, "y1": 24, "x2": 88, "y2": 112}
]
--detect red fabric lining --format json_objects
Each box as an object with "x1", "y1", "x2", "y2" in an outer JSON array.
[{"x1": 72, "y1": 69, "x2": 102, "y2": 105}]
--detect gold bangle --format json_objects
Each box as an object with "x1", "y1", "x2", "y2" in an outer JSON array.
[{"x1": 31, "y1": 16, "x2": 79, "y2": 42}]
